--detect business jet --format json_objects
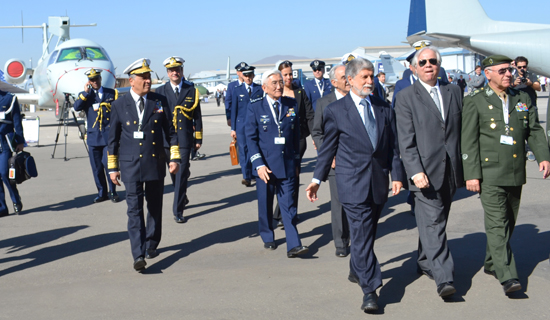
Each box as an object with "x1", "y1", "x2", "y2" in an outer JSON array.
[{"x1": 1, "y1": 16, "x2": 116, "y2": 117}]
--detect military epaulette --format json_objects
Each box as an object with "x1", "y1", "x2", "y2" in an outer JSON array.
[
  {"x1": 469, "y1": 89, "x2": 481, "y2": 97},
  {"x1": 250, "y1": 96, "x2": 264, "y2": 103}
]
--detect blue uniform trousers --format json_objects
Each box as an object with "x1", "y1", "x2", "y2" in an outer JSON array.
[
  {"x1": 124, "y1": 179, "x2": 163, "y2": 260},
  {"x1": 173, "y1": 148, "x2": 191, "y2": 216},
  {"x1": 237, "y1": 126, "x2": 252, "y2": 181},
  {"x1": 0, "y1": 139, "x2": 20, "y2": 213},
  {"x1": 88, "y1": 145, "x2": 116, "y2": 198},
  {"x1": 345, "y1": 191, "x2": 383, "y2": 294},
  {"x1": 256, "y1": 175, "x2": 301, "y2": 251}
]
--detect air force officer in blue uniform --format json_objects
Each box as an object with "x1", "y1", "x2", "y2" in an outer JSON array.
[
  {"x1": 230, "y1": 65, "x2": 263, "y2": 186},
  {"x1": 306, "y1": 58, "x2": 405, "y2": 312},
  {"x1": 108, "y1": 59, "x2": 180, "y2": 272},
  {"x1": 225, "y1": 62, "x2": 248, "y2": 125},
  {"x1": 74, "y1": 68, "x2": 119, "y2": 203},
  {"x1": 303, "y1": 60, "x2": 332, "y2": 111},
  {"x1": 0, "y1": 90, "x2": 25, "y2": 217},
  {"x1": 246, "y1": 69, "x2": 309, "y2": 258}
]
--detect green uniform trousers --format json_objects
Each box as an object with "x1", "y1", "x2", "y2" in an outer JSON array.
[{"x1": 480, "y1": 184, "x2": 522, "y2": 283}]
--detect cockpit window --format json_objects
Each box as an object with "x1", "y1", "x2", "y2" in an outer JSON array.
[
  {"x1": 85, "y1": 47, "x2": 108, "y2": 60},
  {"x1": 57, "y1": 48, "x2": 82, "y2": 62},
  {"x1": 56, "y1": 47, "x2": 108, "y2": 62},
  {"x1": 47, "y1": 50, "x2": 59, "y2": 66}
]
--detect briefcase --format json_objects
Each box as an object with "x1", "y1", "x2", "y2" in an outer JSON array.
[
  {"x1": 8, "y1": 151, "x2": 38, "y2": 185},
  {"x1": 229, "y1": 139, "x2": 239, "y2": 166}
]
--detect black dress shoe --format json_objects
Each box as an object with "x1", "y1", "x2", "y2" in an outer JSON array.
[
  {"x1": 133, "y1": 257, "x2": 146, "y2": 272},
  {"x1": 264, "y1": 242, "x2": 277, "y2": 250},
  {"x1": 483, "y1": 268, "x2": 497, "y2": 279},
  {"x1": 287, "y1": 246, "x2": 309, "y2": 258},
  {"x1": 0, "y1": 210, "x2": 9, "y2": 217},
  {"x1": 361, "y1": 292, "x2": 379, "y2": 313},
  {"x1": 348, "y1": 272, "x2": 360, "y2": 285},
  {"x1": 13, "y1": 203, "x2": 22, "y2": 215},
  {"x1": 174, "y1": 215, "x2": 187, "y2": 223},
  {"x1": 437, "y1": 282, "x2": 456, "y2": 298},
  {"x1": 502, "y1": 279, "x2": 521, "y2": 294},
  {"x1": 110, "y1": 192, "x2": 120, "y2": 203},
  {"x1": 145, "y1": 249, "x2": 158, "y2": 259},
  {"x1": 417, "y1": 268, "x2": 434, "y2": 280},
  {"x1": 242, "y1": 179, "x2": 251, "y2": 186},
  {"x1": 335, "y1": 247, "x2": 349, "y2": 257},
  {"x1": 93, "y1": 196, "x2": 108, "y2": 203}
]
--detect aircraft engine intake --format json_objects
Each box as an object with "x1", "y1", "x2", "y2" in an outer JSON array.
[{"x1": 3, "y1": 59, "x2": 27, "y2": 84}]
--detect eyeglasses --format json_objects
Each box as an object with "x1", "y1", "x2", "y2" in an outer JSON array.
[
  {"x1": 418, "y1": 58, "x2": 438, "y2": 67},
  {"x1": 489, "y1": 67, "x2": 514, "y2": 75},
  {"x1": 516, "y1": 66, "x2": 527, "y2": 69}
]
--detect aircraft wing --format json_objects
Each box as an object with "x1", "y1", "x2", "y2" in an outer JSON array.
[
  {"x1": 0, "y1": 81, "x2": 28, "y2": 94},
  {"x1": 14, "y1": 93, "x2": 40, "y2": 105}
]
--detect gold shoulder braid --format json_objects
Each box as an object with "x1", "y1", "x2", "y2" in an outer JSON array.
[
  {"x1": 172, "y1": 88, "x2": 200, "y2": 131},
  {"x1": 93, "y1": 102, "x2": 112, "y2": 130}
]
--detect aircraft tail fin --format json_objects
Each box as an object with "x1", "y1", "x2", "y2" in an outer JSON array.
[{"x1": 408, "y1": 0, "x2": 548, "y2": 40}]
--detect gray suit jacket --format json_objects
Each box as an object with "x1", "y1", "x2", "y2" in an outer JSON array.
[
  {"x1": 395, "y1": 81, "x2": 464, "y2": 191},
  {"x1": 311, "y1": 90, "x2": 337, "y2": 149}
]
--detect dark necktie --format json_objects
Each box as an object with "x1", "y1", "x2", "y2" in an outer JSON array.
[
  {"x1": 138, "y1": 97, "x2": 144, "y2": 113},
  {"x1": 273, "y1": 101, "x2": 279, "y2": 120},
  {"x1": 248, "y1": 86, "x2": 252, "y2": 96},
  {"x1": 360, "y1": 99, "x2": 377, "y2": 149},
  {"x1": 175, "y1": 87, "x2": 180, "y2": 100}
]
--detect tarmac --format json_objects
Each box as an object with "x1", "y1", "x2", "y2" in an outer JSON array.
[{"x1": 1, "y1": 93, "x2": 549, "y2": 320}]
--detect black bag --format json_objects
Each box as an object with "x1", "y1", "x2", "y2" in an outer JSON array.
[{"x1": 8, "y1": 151, "x2": 38, "y2": 185}]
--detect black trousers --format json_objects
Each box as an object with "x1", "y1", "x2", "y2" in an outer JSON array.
[{"x1": 124, "y1": 179, "x2": 164, "y2": 260}]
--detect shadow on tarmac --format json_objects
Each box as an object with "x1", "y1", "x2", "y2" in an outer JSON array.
[
  {"x1": 19, "y1": 193, "x2": 118, "y2": 215},
  {"x1": 0, "y1": 228, "x2": 127, "y2": 277}
]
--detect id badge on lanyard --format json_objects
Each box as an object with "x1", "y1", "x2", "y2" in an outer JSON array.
[{"x1": 269, "y1": 100, "x2": 285, "y2": 145}]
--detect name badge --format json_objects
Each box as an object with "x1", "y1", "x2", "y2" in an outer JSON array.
[
  {"x1": 93, "y1": 103, "x2": 100, "y2": 111},
  {"x1": 134, "y1": 131, "x2": 144, "y2": 139},
  {"x1": 0, "y1": 112, "x2": 5, "y2": 119},
  {"x1": 500, "y1": 135, "x2": 513, "y2": 145},
  {"x1": 274, "y1": 137, "x2": 285, "y2": 145}
]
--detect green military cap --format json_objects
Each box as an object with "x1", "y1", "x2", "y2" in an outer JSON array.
[{"x1": 482, "y1": 55, "x2": 513, "y2": 68}]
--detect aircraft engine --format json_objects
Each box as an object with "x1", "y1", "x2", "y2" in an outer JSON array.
[{"x1": 3, "y1": 59, "x2": 27, "y2": 84}]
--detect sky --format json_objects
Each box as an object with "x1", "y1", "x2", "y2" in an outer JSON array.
[{"x1": 0, "y1": 0, "x2": 548, "y2": 78}]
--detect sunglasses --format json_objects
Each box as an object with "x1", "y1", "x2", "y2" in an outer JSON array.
[
  {"x1": 491, "y1": 67, "x2": 514, "y2": 75},
  {"x1": 516, "y1": 66, "x2": 527, "y2": 69},
  {"x1": 418, "y1": 58, "x2": 438, "y2": 67},
  {"x1": 312, "y1": 68, "x2": 323, "y2": 72}
]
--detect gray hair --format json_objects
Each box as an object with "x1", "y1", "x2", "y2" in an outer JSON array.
[
  {"x1": 129, "y1": 74, "x2": 137, "y2": 80},
  {"x1": 328, "y1": 64, "x2": 346, "y2": 81},
  {"x1": 345, "y1": 58, "x2": 374, "y2": 80},
  {"x1": 411, "y1": 47, "x2": 442, "y2": 67},
  {"x1": 261, "y1": 69, "x2": 282, "y2": 85}
]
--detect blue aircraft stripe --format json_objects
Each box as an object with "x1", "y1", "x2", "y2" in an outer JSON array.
[{"x1": 407, "y1": 0, "x2": 427, "y2": 37}]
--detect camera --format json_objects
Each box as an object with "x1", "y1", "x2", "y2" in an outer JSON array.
[{"x1": 519, "y1": 69, "x2": 528, "y2": 83}]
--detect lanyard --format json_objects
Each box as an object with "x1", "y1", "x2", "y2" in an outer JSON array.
[
  {"x1": 316, "y1": 79, "x2": 324, "y2": 97},
  {"x1": 268, "y1": 100, "x2": 282, "y2": 137}
]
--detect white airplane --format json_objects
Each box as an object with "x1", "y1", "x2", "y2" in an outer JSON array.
[
  {"x1": 406, "y1": 0, "x2": 550, "y2": 76},
  {"x1": 1, "y1": 16, "x2": 116, "y2": 116}
]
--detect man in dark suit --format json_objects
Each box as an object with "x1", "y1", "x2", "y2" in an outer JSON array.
[
  {"x1": 108, "y1": 58, "x2": 180, "y2": 272},
  {"x1": 225, "y1": 62, "x2": 247, "y2": 126},
  {"x1": 303, "y1": 60, "x2": 332, "y2": 111},
  {"x1": 394, "y1": 47, "x2": 464, "y2": 299},
  {"x1": 306, "y1": 57, "x2": 405, "y2": 312},
  {"x1": 74, "y1": 68, "x2": 119, "y2": 204},
  {"x1": 310, "y1": 64, "x2": 351, "y2": 258},
  {"x1": 246, "y1": 69, "x2": 308, "y2": 257},
  {"x1": 156, "y1": 56, "x2": 202, "y2": 224},
  {"x1": 231, "y1": 65, "x2": 263, "y2": 186}
]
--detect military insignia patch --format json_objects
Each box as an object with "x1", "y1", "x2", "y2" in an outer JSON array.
[
  {"x1": 260, "y1": 115, "x2": 270, "y2": 124},
  {"x1": 462, "y1": 154, "x2": 468, "y2": 160},
  {"x1": 347, "y1": 54, "x2": 355, "y2": 62},
  {"x1": 314, "y1": 61, "x2": 319, "y2": 67},
  {"x1": 287, "y1": 108, "x2": 296, "y2": 117},
  {"x1": 154, "y1": 101, "x2": 163, "y2": 113},
  {"x1": 486, "y1": 88, "x2": 494, "y2": 97},
  {"x1": 515, "y1": 102, "x2": 528, "y2": 112}
]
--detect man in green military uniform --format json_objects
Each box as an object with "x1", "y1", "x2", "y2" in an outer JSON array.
[{"x1": 462, "y1": 55, "x2": 550, "y2": 295}]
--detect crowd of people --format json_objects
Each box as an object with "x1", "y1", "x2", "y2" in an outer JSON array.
[{"x1": 0, "y1": 44, "x2": 548, "y2": 314}]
